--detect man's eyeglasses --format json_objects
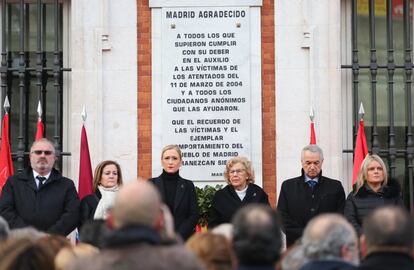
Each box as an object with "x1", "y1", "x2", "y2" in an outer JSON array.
[
  {"x1": 31, "y1": 150, "x2": 54, "y2": 156},
  {"x1": 229, "y1": 169, "x2": 245, "y2": 175}
]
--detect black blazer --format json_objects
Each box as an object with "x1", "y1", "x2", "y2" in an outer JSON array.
[
  {"x1": 277, "y1": 170, "x2": 345, "y2": 246},
  {"x1": 0, "y1": 167, "x2": 80, "y2": 236},
  {"x1": 208, "y1": 183, "x2": 269, "y2": 228},
  {"x1": 150, "y1": 175, "x2": 198, "y2": 240},
  {"x1": 79, "y1": 189, "x2": 102, "y2": 229}
]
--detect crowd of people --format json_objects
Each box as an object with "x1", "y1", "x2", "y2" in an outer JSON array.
[{"x1": 0, "y1": 138, "x2": 412, "y2": 269}]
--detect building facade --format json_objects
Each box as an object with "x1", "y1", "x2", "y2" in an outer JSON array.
[{"x1": 1, "y1": 0, "x2": 413, "y2": 209}]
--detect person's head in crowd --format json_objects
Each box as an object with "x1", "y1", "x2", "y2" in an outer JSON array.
[
  {"x1": 30, "y1": 138, "x2": 57, "y2": 176},
  {"x1": 301, "y1": 144, "x2": 324, "y2": 179},
  {"x1": 92, "y1": 160, "x2": 123, "y2": 191},
  {"x1": 0, "y1": 238, "x2": 55, "y2": 270},
  {"x1": 301, "y1": 213, "x2": 359, "y2": 265},
  {"x1": 112, "y1": 178, "x2": 162, "y2": 229},
  {"x1": 211, "y1": 223, "x2": 233, "y2": 241},
  {"x1": 232, "y1": 203, "x2": 282, "y2": 267},
  {"x1": 159, "y1": 203, "x2": 179, "y2": 243},
  {"x1": 278, "y1": 243, "x2": 307, "y2": 270},
  {"x1": 224, "y1": 156, "x2": 255, "y2": 191},
  {"x1": 354, "y1": 154, "x2": 388, "y2": 193},
  {"x1": 161, "y1": 144, "x2": 183, "y2": 174},
  {"x1": 0, "y1": 215, "x2": 10, "y2": 241},
  {"x1": 186, "y1": 232, "x2": 235, "y2": 270},
  {"x1": 79, "y1": 219, "x2": 110, "y2": 248},
  {"x1": 55, "y1": 243, "x2": 99, "y2": 270},
  {"x1": 9, "y1": 227, "x2": 47, "y2": 241},
  {"x1": 36, "y1": 234, "x2": 72, "y2": 258},
  {"x1": 360, "y1": 205, "x2": 414, "y2": 257}
]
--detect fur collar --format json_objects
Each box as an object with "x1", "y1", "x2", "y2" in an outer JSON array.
[{"x1": 355, "y1": 178, "x2": 401, "y2": 198}]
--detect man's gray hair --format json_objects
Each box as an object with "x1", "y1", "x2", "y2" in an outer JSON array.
[
  {"x1": 280, "y1": 245, "x2": 308, "y2": 270},
  {"x1": 301, "y1": 214, "x2": 357, "y2": 261},
  {"x1": 301, "y1": 145, "x2": 324, "y2": 161},
  {"x1": 30, "y1": 138, "x2": 55, "y2": 153}
]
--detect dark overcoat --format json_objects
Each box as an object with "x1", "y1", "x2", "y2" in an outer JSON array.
[
  {"x1": 344, "y1": 178, "x2": 402, "y2": 235},
  {"x1": 150, "y1": 175, "x2": 198, "y2": 240},
  {"x1": 0, "y1": 167, "x2": 80, "y2": 236},
  {"x1": 208, "y1": 183, "x2": 269, "y2": 228},
  {"x1": 277, "y1": 170, "x2": 345, "y2": 246}
]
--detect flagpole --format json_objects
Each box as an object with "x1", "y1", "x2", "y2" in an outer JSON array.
[
  {"x1": 0, "y1": 96, "x2": 14, "y2": 192},
  {"x1": 309, "y1": 106, "x2": 316, "y2": 145},
  {"x1": 352, "y1": 103, "x2": 369, "y2": 185},
  {"x1": 82, "y1": 105, "x2": 87, "y2": 123},
  {"x1": 309, "y1": 106, "x2": 314, "y2": 123},
  {"x1": 358, "y1": 102, "x2": 364, "y2": 122},
  {"x1": 35, "y1": 100, "x2": 44, "y2": 140},
  {"x1": 78, "y1": 105, "x2": 93, "y2": 200},
  {"x1": 3, "y1": 96, "x2": 10, "y2": 114}
]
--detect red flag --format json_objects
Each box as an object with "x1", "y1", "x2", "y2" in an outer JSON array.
[
  {"x1": 352, "y1": 119, "x2": 369, "y2": 184},
  {"x1": 310, "y1": 122, "x2": 316, "y2": 144},
  {"x1": 35, "y1": 118, "x2": 44, "y2": 141},
  {"x1": 78, "y1": 124, "x2": 93, "y2": 200},
  {"x1": 0, "y1": 113, "x2": 14, "y2": 192}
]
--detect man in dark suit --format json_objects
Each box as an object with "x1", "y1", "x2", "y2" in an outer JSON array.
[
  {"x1": 357, "y1": 206, "x2": 414, "y2": 270},
  {"x1": 0, "y1": 138, "x2": 80, "y2": 236},
  {"x1": 277, "y1": 144, "x2": 345, "y2": 247}
]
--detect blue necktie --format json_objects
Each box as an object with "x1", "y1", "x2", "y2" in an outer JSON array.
[{"x1": 307, "y1": 180, "x2": 317, "y2": 190}]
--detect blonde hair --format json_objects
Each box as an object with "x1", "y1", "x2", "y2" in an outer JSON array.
[
  {"x1": 223, "y1": 157, "x2": 255, "y2": 185},
  {"x1": 354, "y1": 154, "x2": 388, "y2": 194},
  {"x1": 92, "y1": 160, "x2": 123, "y2": 192},
  {"x1": 161, "y1": 144, "x2": 182, "y2": 160}
]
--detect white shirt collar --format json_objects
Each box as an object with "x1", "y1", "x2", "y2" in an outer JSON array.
[
  {"x1": 305, "y1": 175, "x2": 319, "y2": 183},
  {"x1": 33, "y1": 170, "x2": 51, "y2": 180}
]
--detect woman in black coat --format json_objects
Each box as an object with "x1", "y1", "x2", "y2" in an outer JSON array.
[
  {"x1": 150, "y1": 145, "x2": 198, "y2": 240},
  {"x1": 208, "y1": 156, "x2": 269, "y2": 228},
  {"x1": 344, "y1": 154, "x2": 403, "y2": 235},
  {"x1": 79, "y1": 160, "x2": 123, "y2": 228}
]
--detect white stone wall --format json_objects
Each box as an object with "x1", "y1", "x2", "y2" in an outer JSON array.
[
  {"x1": 68, "y1": 0, "x2": 138, "y2": 184},
  {"x1": 65, "y1": 0, "x2": 353, "y2": 194},
  {"x1": 275, "y1": 0, "x2": 352, "y2": 195}
]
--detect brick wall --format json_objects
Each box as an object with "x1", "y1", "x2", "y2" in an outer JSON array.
[
  {"x1": 137, "y1": 0, "x2": 276, "y2": 205},
  {"x1": 137, "y1": 0, "x2": 152, "y2": 179},
  {"x1": 261, "y1": 0, "x2": 276, "y2": 206}
]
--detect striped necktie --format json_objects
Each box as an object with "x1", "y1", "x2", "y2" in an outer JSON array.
[{"x1": 36, "y1": 176, "x2": 46, "y2": 189}]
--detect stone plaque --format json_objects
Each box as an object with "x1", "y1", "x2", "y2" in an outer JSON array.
[{"x1": 152, "y1": 4, "x2": 262, "y2": 183}]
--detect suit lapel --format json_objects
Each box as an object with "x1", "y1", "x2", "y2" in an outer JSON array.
[
  {"x1": 174, "y1": 177, "x2": 185, "y2": 212},
  {"x1": 22, "y1": 169, "x2": 38, "y2": 191},
  {"x1": 42, "y1": 169, "x2": 58, "y2": 187}
]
